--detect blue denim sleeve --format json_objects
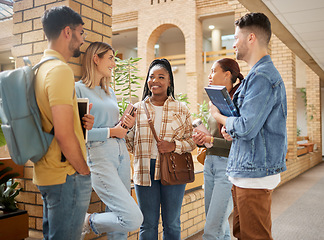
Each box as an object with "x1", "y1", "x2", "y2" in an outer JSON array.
[{"x1": 225, "y1": 72, "x2": 275, "y2": 140}]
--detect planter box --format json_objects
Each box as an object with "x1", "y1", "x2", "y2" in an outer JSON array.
[
  {"x1": 0, "y1": 209, "x2": 29, "y2": 240},
  {"x1": 298, "y1": 143, "x2": 314, "y2": 152},
  {"x1": 297, "y1": 147, "x2": 308, "y2": 156}
]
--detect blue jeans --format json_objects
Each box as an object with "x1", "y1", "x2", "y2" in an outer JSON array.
[
  {"x1": 37, "y1": 172, "x2": 92, "y2": 240},
  {"x1": 87, "y1": 138, "x2": 143, "y2": 240},
  {"x1": 203, "y1": 155, "x2": 233, "y2": 240},
  {"x1": 135, "y1": 159, "x2": 186, "y2": 240}
]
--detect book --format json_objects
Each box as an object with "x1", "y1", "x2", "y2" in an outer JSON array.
[
  {"x1": 77, "y1": 98, "x2": 89, "y2": 143},
  {"x1": 204, "y1": 85, "x2": 239, "y2": 117},
  {"x1": 119, "y1": 103, "x2": 137, "y2": 129}
]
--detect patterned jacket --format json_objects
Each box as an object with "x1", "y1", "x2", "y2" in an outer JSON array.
[{"x1": 126, "y1": 96, "x2": 196, "y2": 186}]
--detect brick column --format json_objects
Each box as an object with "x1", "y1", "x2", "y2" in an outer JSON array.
[
  {"x1": 12, "y1": 0, "x2": 112, "y2": 236},
  {"x1": 306, "y1": 66, "x2": 322, "y2": 155},
  {"x1": 271, "y1": 35, "x2": 297, "y2": 161},
  {"x1": 186, "y1": 17, "x2": 204, "y2": 113}
]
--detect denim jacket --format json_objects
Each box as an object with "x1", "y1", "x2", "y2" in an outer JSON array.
[{"x1": 225, "y1": 55, "x2": 287, "y2": 178}]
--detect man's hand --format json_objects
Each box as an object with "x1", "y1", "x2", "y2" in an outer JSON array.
[
  {"x1": 51, "y1": 104, "x2": 90, "y2": 175},
  {"x1": 221, "y1": 126, "x2": 232, "y2": 141}
]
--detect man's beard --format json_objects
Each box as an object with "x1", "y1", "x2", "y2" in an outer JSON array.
[
  {"x1": 70, "y1": 33, "x2": 82, "y2": 58},
  {"x1": 236, "y1": 51, "x2": 243, "y2": 60},
  {"x1": 72, "y1": 48, "x2": 81, "y2": 58}
]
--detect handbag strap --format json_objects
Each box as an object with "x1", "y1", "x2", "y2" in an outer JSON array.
[{"x1": 142, "y1": 99, "x2": 160, "y2": 142}]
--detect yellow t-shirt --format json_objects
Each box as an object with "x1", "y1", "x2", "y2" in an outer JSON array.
[{"x1": 33, "y1": 49, "x2": 86, "y2": 186}]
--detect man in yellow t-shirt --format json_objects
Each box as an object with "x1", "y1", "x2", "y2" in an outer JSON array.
[{"x1": 34, "y1": 6, "x2": 94, "y2": 240}]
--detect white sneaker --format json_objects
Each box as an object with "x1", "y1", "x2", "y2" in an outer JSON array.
[{"x1": 81, "y1": 213, "x2": 91, "y2": 240}]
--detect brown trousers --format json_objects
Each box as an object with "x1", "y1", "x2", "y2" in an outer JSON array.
[{"x1": 231, "y1": 185, "x2": 273, "y2": 240}]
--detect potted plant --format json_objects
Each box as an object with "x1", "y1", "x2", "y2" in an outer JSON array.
[{"x1": 0, "y1": 161, "x2": 29, "y2": 239}]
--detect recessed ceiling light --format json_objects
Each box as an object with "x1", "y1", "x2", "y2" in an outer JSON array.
[
  {"x1": 9, "y1": 57, "x2": 14, "y2": 59},
  {"x1": 208, "y1": 25, "x2": 215, "y2": 30}
]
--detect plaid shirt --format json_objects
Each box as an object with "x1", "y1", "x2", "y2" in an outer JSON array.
[{"x1": 126, "y1": 96, "x2": 196, "y2": 186}]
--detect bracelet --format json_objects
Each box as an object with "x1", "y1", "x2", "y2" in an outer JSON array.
[{"x1": 210, "y1": 136, "x2": 214, "y2": 144}]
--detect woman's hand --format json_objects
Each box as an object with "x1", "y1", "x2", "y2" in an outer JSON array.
[
  {"x1": 110, "y1": 123, "x2": 128, "y2": 139},
  {"x1": 192, "y1": 129, "x2": 207, "y2": 145},
  {"x1": 209, "y1": 101, "x2": 228, "y2": 126},
  {"x1": 82, "y1": 103, "x2": 94, "y2": 130},
  {"x1": 157, "y1": 140, "x2": 176, "y2": 153},
  {"x1": 122, "y1": 111, "x2": 137, "y2": 129}
]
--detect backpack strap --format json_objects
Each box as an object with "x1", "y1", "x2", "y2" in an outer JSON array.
[{"x1": 31, "y1": 56, "x2": 60, "y2": 71}]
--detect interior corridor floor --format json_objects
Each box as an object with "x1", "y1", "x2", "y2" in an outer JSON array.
[{"x1": 186, "y1": 160, "x2": 324, "y2": 240}]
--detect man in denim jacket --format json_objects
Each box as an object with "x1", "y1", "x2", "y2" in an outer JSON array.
[{"x1": 210, "y1": 13, "x2": 287, "y2": 240}]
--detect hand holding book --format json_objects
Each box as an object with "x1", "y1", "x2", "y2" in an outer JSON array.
[{"x1": 120, "y1": 103, "x2": 137, "y2": 129}]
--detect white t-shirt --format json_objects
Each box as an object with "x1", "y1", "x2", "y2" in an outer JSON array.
[
  {"x1": 228, "y1": 173, "x2": 281, "y2": 190},
  {"x1": 151, "y1": 105, "x2": 163, "y2": 159}
]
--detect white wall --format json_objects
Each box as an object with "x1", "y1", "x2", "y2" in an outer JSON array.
[
  {"x1": 114, "y1": 46, "x2": 137, "y2": 59},
  {"x1": 295, "y1": 55, "x2": 308, "y2": 137},
  {"x1": 296, "y1": 56, "x2": 307, "y2": 89},
  {"x1": 296, "y1": 89, "x2": 307, "y2": 136}
]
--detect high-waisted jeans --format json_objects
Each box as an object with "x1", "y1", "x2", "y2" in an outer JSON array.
[
  {"x1": 135, "y1": 159, "x2": 186, "y2": 240},
  {"x1": 86, "y1": 138, "x2": 143, "y2": 240}
]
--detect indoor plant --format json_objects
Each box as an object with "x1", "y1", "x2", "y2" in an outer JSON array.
[
  {"x1": 0, "y1": 162, "x2": 22, "y2": 212},
  {"x1": 0, "y1": 161, "x2": 28, "y2": 239}
]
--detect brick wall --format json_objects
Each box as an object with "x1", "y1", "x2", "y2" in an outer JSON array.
[
  {"x1": 12, "y1": 0, "x2": 112, "y2": 77},
  {"x1": 271, "y1": 34, "x2": 298, "y2": 161},
  {"x1": 10, "y1": 0, "x2": 323, "y2": 239},
  {"x1": 306, "y1": 66, "x2": 322, "y2": 153}
]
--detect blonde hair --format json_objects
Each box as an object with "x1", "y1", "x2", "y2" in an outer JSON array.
[{"x1": 80, "y1": 41, "x2": 115, "y2": 94}]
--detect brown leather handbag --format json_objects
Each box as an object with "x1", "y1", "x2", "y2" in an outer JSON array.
[{"x1": 142, "y1": 101, "x2": 195, "y2": 185}]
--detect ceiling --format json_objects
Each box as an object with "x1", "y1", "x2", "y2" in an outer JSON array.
[
  {"x1": 262, "y1": 0, "x2": 324, "y2": 74},
  {"x1": 239, "y1": 0, "x2": 324, "y2": 82},
  {"x1": 0, "y1": 0, "x2": 323, "y2": 80},
  {"x1": 0, "y1": 0, "x2": 13, "y2": 21}
]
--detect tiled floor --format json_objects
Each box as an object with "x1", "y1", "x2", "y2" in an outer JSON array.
[
  {"x1": 186, "y1": 160, "x2": 324, "y2": 240},
  {"x1": 26, "y1": 161, "x2": 324, "y2": 240}
]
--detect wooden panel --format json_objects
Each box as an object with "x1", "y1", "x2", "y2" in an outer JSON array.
[{"x1": 0, "y1": 211, "x2": 28, "y2": 240}]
